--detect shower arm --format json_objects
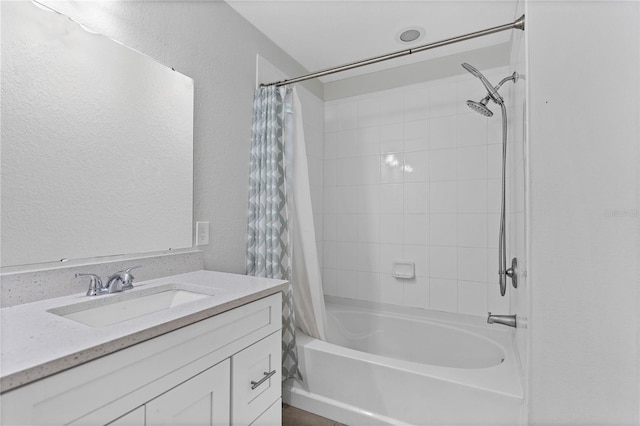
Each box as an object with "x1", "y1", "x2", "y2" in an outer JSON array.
[
  {"x1": 260, "y1": 15, "x2": 525, "y2": 87},
  {"x1": 493, "y1": 73, "x2": 519, "y2": 94}
]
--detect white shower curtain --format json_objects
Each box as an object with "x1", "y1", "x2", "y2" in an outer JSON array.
[{"x1": 283, "y1": 88, "x2": 327, "y2": 341}]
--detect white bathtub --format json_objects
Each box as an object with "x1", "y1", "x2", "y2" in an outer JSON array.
[{"x1": 284, "y1": 297, "x2": 524, "y2": 426}]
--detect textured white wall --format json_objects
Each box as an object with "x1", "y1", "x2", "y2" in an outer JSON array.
[
  {"x1": 33, "y1": 0, "x2": 321, "y2": 274},
  {"x1": 527, "y1": 1, "x2": 639, "y2": 424}
]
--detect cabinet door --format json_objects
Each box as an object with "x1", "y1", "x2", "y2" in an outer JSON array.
[
  {"x1": 232, "y1": 331, "x2": 281, "y2": 425},
  {"x1": 146, "y1": 359, "x2": 230, "y2": 426},
  {"x1": 106, "y1": 406, "x2": 145, "y2": 426}
]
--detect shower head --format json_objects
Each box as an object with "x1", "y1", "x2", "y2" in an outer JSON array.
[
  {"x1": 461, "y1": 62, "x2": 504, "y2": 105},
  {"x1": 466, "y1": 97, "x2": 493, "y2": 117}
]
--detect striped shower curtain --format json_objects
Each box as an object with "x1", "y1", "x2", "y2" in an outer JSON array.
[{"x1": 246, "y1": 85, "x2": 301, "y2": 381}]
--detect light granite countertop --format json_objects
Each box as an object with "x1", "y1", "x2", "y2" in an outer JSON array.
[{"x1": 0, "y1": 270, "x2": 288, "y2": 393}]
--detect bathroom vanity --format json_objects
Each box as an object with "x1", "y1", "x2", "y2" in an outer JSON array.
[{"x1": 0, "y1": 270, "x2": 287, "y2": 425}]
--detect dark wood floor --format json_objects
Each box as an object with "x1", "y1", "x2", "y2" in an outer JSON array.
[{"x1": 282, "y1": 403, "x2": 347, "y2": 426}]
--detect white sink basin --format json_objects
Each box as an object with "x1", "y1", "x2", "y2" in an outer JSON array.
[{"x1": 49, "y1": 286, "x2": 213, "y2": 327}]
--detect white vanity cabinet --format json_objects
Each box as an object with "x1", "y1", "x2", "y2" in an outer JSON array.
[{"x1": 1, "y1": 293, "x2": 283, "y2": 426}]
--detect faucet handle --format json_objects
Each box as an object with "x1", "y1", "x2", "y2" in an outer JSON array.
[
  {"x1": 120, "y1": 265, "x2": 142, "y2": 290},
  {"x1": 75, "y1": 273, "x2": 104, "y2": 296}
]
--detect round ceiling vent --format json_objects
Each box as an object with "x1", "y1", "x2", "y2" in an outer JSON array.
[{"x1": 397, "y1": 27, "x2": 425, "y2": 44}]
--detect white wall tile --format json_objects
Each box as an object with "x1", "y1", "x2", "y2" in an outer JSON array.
[
  {"x1": 458, "y1": 180, "x2": 488, "y2": 213},
  {"x1": 323, "y1": 214, "x2": 337, "y2": 241},
  {"x1": 405, "y1": 88, "x2": 430, "y2": 122},
  {"x1": 429, "y1": 148, "x2": 457, "y2": 181},
  {"x1": 403, "y1": 276, "x2": 429, "y2": 308},
  {"x1": 336, "y1": 214, "x2": 358, "y2": 242},
  {"x1": 357, "y1": 155, "x2": 381, "y2": 185},
  {"x1": 335, "y1": 241, "x2": 357, "y2": 270},
  {"x1": 380, "y1": 139, "x2": 404, "y2": 155},
  {"x1": 338, "y1": 129, "x2": 359, "y2": 158},
  {"x1": 323, "y1": 241, "x2": 337, "y2": 269},
  {"x1": 429, "y1": 116, "x2": 457, "y2": 150},
  {"x1": 487, "y1": 143, "x2": 502, "y2": 179},
  {"x1": 458, "y1": 214, "x2": 488, "y2": 248},
  {"x1": 358, "y1": 271, "x2": 381, "y2": 302},
  {"x1": 430, "y1": 181, "x2": 457, "y2": 213},
  {"x1": 487, "y1": 112, "x2": 502, "y2": 145},
  {"x1": 458, "y1": 146, "x2": 488, "y2": 180},
  {"x1": 458, "y1": 281, "x2": 488, "y2": 316},
  {"x1": 430, "y1": 246, "x2": 458, "y2": 279},
  {"x1": 487, "y1": 214, "x2": 500, "y2": 249},
  {"x1": 458, "y1": 247, "x2": 487, "y2": 282},
  {"x1": 324, "y1": 132, "x2": 338, "y2": 159},
  {"x1": 380, "y1": 123, "x2": 404, "y2": 142},
  {"x1": 457, "y1": 112, "x2": 488, "y2": 147},
  {"x1": 430, "y1": 278, "x2": 458, "y2": 312},
  {"x1": 404, "y1": 120, "x2": 429, "y2": 152},
  {"x1": 404, "y1": 182, "x2": 428, "y2": 213},
  {"x1": 379, "y1": 243, "x2": 403, "y2": 274},
  {"x1": 487, "y1": 179, "x2": 501, "y2": 214},
  {"x1": 430, "y1": 214, "x2": 457, "y2": 246},
  {"x1": 325, "y1": 105, "x2": 338, "y2": 133},
  {"x1": 380, "y1": 213, "x2": 403, "y2": 244},
  {"x1": 404, "y1": 214, "x2": 428, "y2": 245},
  {"x1": 335, "y1": 186, "x2": 358, "y2": 213},
  {"x1": 358, "y1": 186, "x2": 380, "y2": 213},
  {"x1": 403, "y1": 244, "x2": 429, "y2": 277},
  {"x1": 380, "y1": 183, "x2": 404, "y2": 213},
  {"x1": 487, "y1": 280, "x2": 510, "y2": 313},
  {"x1": 358, "y1": 126, "x2": 381, "y2": 156},
  {"x1": 338, "y1": 102, "x2": 358, "y2": 131},
  {"x1": 323, "y1": 186, "x2": 337, "y2": 214},
  {"x1": 322, "y1": 268, "x2": 337, "y2": 296},
  {"x1": 404, "y1": 151, "x2": 429, "y2": 182},
  {"x1": 430, "y1": 83, "x2": 458, "y2": 117},
  {"x1": 324, "y1": 159, "x2": 337, "y2": 187},
  {"x1": 381, "y1": 153, "x2": 404, "y2": 183},
  {"x1": 336, "y1": 269, "x2": 358, "y2": 299},
  {"x1": 358, "y1": 98, "x2": 380, "y2": 128},
  {"x1": 357, "y1": 213, "x2": 380, "y2": 243},
  {"x1": 379, "y1": 94, "x2": 404, "y2": 125},
  {"x1": 322, "y1": 74, "x2": 506, "y2": 316},
  {"x1": 486, "y1": 248, "x2": 499, "y2": 282},
  {"x1": 336, "y1": 157, "x2": 358, "y2": 187},
  {"x1": 379, "y1": 274, "x2": 404, "y2": 305},
  {"x1": 357, "y1": 242, "x2": 380, "y2": 272}
]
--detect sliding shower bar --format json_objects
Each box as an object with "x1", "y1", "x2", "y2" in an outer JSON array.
[{"x1": 261, "y1": 15, "x2": 524, "y2": 87}]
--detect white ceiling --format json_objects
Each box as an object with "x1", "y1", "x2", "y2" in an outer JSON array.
[{"x1": 226, "y1": 0, "x2": 519, "y2": 83}]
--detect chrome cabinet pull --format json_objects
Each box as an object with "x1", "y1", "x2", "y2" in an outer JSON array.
[{"x1": 250, "y1": 370, "x2": 276, "y2": 390}]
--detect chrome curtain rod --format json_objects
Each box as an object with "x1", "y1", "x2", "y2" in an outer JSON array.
[{"x1": 261, "y1": 15, "x2": 524, "y2": 87}]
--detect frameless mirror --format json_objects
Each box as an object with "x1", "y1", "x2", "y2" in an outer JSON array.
[{"x1": 1, "y1": 1, "x2": 194, "y2": 267}]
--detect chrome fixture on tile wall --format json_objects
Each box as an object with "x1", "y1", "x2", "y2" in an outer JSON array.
[{"x1": 462, "y1": 63, "x2": 519, "y2": 297}]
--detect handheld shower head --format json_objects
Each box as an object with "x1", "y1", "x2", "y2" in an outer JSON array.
[{"x1": 461, "y1": 62, "x2": 503, "y2": 105}]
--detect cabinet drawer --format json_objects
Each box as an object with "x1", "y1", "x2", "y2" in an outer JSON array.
[
  {"x1": 232, "y1": 331, "x2": 281, "y2": 425},
  {"x1": 250, "y1": 399, "x2": 281, "y2": 426}
]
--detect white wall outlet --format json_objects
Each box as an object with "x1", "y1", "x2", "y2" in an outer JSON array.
[{"x1": 196, "y1": 221, "x2": 210, "y2": 246}]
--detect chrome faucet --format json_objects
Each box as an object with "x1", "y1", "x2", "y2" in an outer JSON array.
[
  {"x1": 76, "y1": 266, "x2": 142, "y2": 296},
  {"x1": 75, "y1": 273, "x2": 105, "y2": 296},
  {"x1": 487, "y1": 312, "x2": 517, "y2": 328}
]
